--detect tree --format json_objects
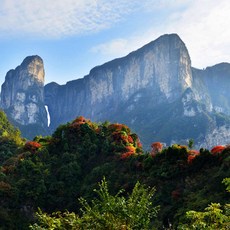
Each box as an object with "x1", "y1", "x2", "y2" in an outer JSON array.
[
  {"x1": 188, "y1": 139, "x2": 194, "y2": 149},
  {"x1": 30, "y1": 178, "x2": 159, "y2": 230},
  {"x1": 187, "y1": 149, "x2": 199, "y2": 164},
  {"x1": 24, "y1": 141, "x2": 42, "y2": 153},
  {"x1": 178, "y1": 178, "x2": 230, "y2": 230},
  {"x1": 150, "y1": 142, "x2": 163, "y2": 157},
  {"x1": 178, "y1": 203, "x2": 229, "y2": 230},
  {"x1": 211, "y1": 145, "x2": 226, "y2": 155}
]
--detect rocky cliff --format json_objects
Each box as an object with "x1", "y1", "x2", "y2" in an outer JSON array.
[
  {"x1": 0, "y1": 55, "x2": 48, "y2": 138},
  {"x1": 193, "y1": 63, "x2": 230, "y2": 114},
  {"x1": 1, "y1": 34, "x2": 230, "y2": 148},
  {"x1": 44, "y1": 34, "x2": 230, "y2": 148},
  {"x1": 45, "y1": 34, "x2": 192, "y2": 128}
]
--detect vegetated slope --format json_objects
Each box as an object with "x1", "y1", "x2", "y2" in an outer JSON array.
[
  {"x1": 0, "y1": 114, "x2": 229, "y2": 229},
  {"x1": 0, "y1": 110, "x2": 24, "y2": 164}
]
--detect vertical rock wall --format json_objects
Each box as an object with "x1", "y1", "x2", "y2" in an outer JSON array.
[
  {"x1": 45, "y1": 34, "x2": 193, "y2": 130},
  {"x1": 1, "y1": 55, "x2": 47, "y2": 131}
]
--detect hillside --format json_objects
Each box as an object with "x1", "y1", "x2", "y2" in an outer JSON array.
[{"x1": 0, "y1": 113, "x2": 229, "y2": 229}]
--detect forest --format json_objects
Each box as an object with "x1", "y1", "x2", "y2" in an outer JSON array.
[{"x1": 0, "y1": 110, "x2": 229, "y2": 229}]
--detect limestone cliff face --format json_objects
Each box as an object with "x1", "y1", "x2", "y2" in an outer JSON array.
[
  {"x1": 88, "y1": 34, "x2": 192, "y2": 103},
  {"x1": 44, "y1": 34, "x2": 230, "y2": 148},
  {"x1": 45, "y1": 34, "x2": 193, "y2": 130},
  {"x1": 1, "y1": 56, "x2": 47, "y2": 130},
  {"x1": 2, "y1": 34, "x2": 230, "y2": 148},
  {"x1": 197, "y1": 63, "x2": 230, "y2": 114}
]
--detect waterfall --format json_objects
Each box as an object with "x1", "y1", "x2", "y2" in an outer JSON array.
[{"x1": 45, "y1": 105, "x2": 51, "y2": 127}]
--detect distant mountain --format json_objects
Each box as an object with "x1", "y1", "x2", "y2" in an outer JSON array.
[{"x1": 1, "y1": 34, "x2": 230, "y2": 148}]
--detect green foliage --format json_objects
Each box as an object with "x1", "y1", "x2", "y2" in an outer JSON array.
[
  {"x1": 30, "y1": 178, "x2": 159, "y2": 230},
  {"x1": 178, "y1": 203, "x2": 230, "y2": 230},
  {"x1": 0, "y1": 115, "x2": 229, "y2": 229},
  {"x1": 178, "y1": 178, "x2": 230, "y2": 230},
  {"x1": 0, "y1": 110, "x2": 24, "y2": 164},
  {"x1": 30, "y1": 208, "x2": 78, "y2": 230},
  {"x1": 0, "y1": 110, "x2": 23, "y2": 144},
  {"x1": 188, "y1": 139, "x2": 194, "y2": 149},
  {"x1": 79, "y1": 178, "x2": 158, "y2": 230},
  {"x1": 223, "y1": 178, "x2": 230, "y2": 193}
]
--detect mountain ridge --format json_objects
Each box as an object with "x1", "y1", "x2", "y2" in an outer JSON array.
[
  {"x1": 45, "y1": 33, "x2": 192, "y2": 128},
  {"x1": 1, "y1": 33, "x2": 230, "y2": 148}
]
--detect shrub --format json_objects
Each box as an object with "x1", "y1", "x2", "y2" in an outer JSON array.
[{"x1": 30, "y1": 178, "x2": 159, "y2": 230}]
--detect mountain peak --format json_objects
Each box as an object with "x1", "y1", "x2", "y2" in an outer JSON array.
[
  {"x1": 21, "y1": 55, "x2": 43, "y2": 65},
  {"x1": 19, "y1": 55, "x2": 44, "y2": 83},
  {"x1": 138, "y1": 33, "x2": 187, "y2": 52},
  {"x1": 0, "y1": 54, "x2": 47, "y2": 132},
  {"x1": 157, "y1": 33, "x2": 181, "y2": 40}
]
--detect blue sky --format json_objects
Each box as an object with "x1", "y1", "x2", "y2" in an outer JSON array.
[{"x1": 0, "y1": 0, "x2": 230, "y2": 86}]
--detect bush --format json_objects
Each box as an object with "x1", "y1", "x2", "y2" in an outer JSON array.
[{"x1": 30, "y1": 178, "x2": 159, "y2": 230}]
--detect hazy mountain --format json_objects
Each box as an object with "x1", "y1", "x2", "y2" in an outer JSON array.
[{"x1": 1, "y1": 34, "x2": 230, "y2": 148}]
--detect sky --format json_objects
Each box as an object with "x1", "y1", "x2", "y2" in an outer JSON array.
[{"x1": 0, "y1": 0, "x2": 230, "y2": 86}]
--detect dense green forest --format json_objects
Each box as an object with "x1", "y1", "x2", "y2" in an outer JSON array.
[{"x1": 0, "y1": 111, "x2": 229, "y2": 229}]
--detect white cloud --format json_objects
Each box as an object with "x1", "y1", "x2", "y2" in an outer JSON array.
[
  {"x1": 91, "y1": 0, "x2": 230, "y2": 68},
  {"x1": 167, "y1": 0, "x2": 230, "y2": 67},
  {"x1": 90, "y1": 31, "x2": 163, "y2": 62},
  {"x1": 142, "y1": 0, "x2": 192, "y2": 10},
  {"x1": 1, "y1": 0, "x2": 230, "y2": 68},
  {"x1": 91, "y1": 39, "x2": 129, "y2": 57},
  {"x1": 0, "y1": 0, "x2": 140, "y2": 38}
]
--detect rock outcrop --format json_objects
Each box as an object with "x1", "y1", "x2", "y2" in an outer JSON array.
[{"x1": 1, "y1": 55, "x2": 48, "y2": 138}]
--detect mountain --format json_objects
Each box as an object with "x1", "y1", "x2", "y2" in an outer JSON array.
[
  {"x1": 0, "y1": 55, "x2": 48, "y2": 138},
  {"x1": 1, "y1": 34, "x2": 230, "y2": 148},
  {"x1": 45, "y1": 34, "x2": 192, "y2": 130}
]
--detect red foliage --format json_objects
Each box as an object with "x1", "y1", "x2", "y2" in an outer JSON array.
[
  {"x1": 127, "y1": 135, "x2": 134, "y2": 144},
  {"x1": 187, "y1": 150, "x2": 200, "y2": 164},
  {"x1": 108, "y1": 124, "x2": 124, "y2": 130},
  {"x1": 125, "y1": 145, "x2": 136, "y2": 153},
  {"x1": 73, "y1": 116, "x2": 87, "y2": 124},
  {"x1": 120, "y1": 152, "x2": 134, "y2": 159},
  {"x1": 95, "y1": 127, "x2": 101, "y2": 134},
  {"x1": 24, "y1": 141, "x2": 42, "y2": 153},
  {"x1": 137, "y1": 139, "x2": 142, "y2": 148},
  {"x1": 111, "y1": 132, "x2": 131, "y2": 145},
  {"x1": 108, "y1": 123, "x2": 130, "y2": 132},
  {"x1": 188, "y1": 150, "x2": 199, "y2": 155},
  {"x1": 70, "y1": 116, "x2": 89, "y2": 129},
  {"x1": 151, "y1": 142, "x2": 163, "y2": 157},
  {"x1": 120, "y1": 145, "x2": 136, "y2": 159},
  {"x1": 151, "y1": 142, "x2": 163, "y2": 151},
  {"x1": 211, "y1": 145, "x2": 226, "y2": 155}
]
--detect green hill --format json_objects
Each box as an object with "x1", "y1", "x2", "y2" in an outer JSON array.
[{"x1": 0, "y1": 114, "x2": 229, "y2": 229}]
